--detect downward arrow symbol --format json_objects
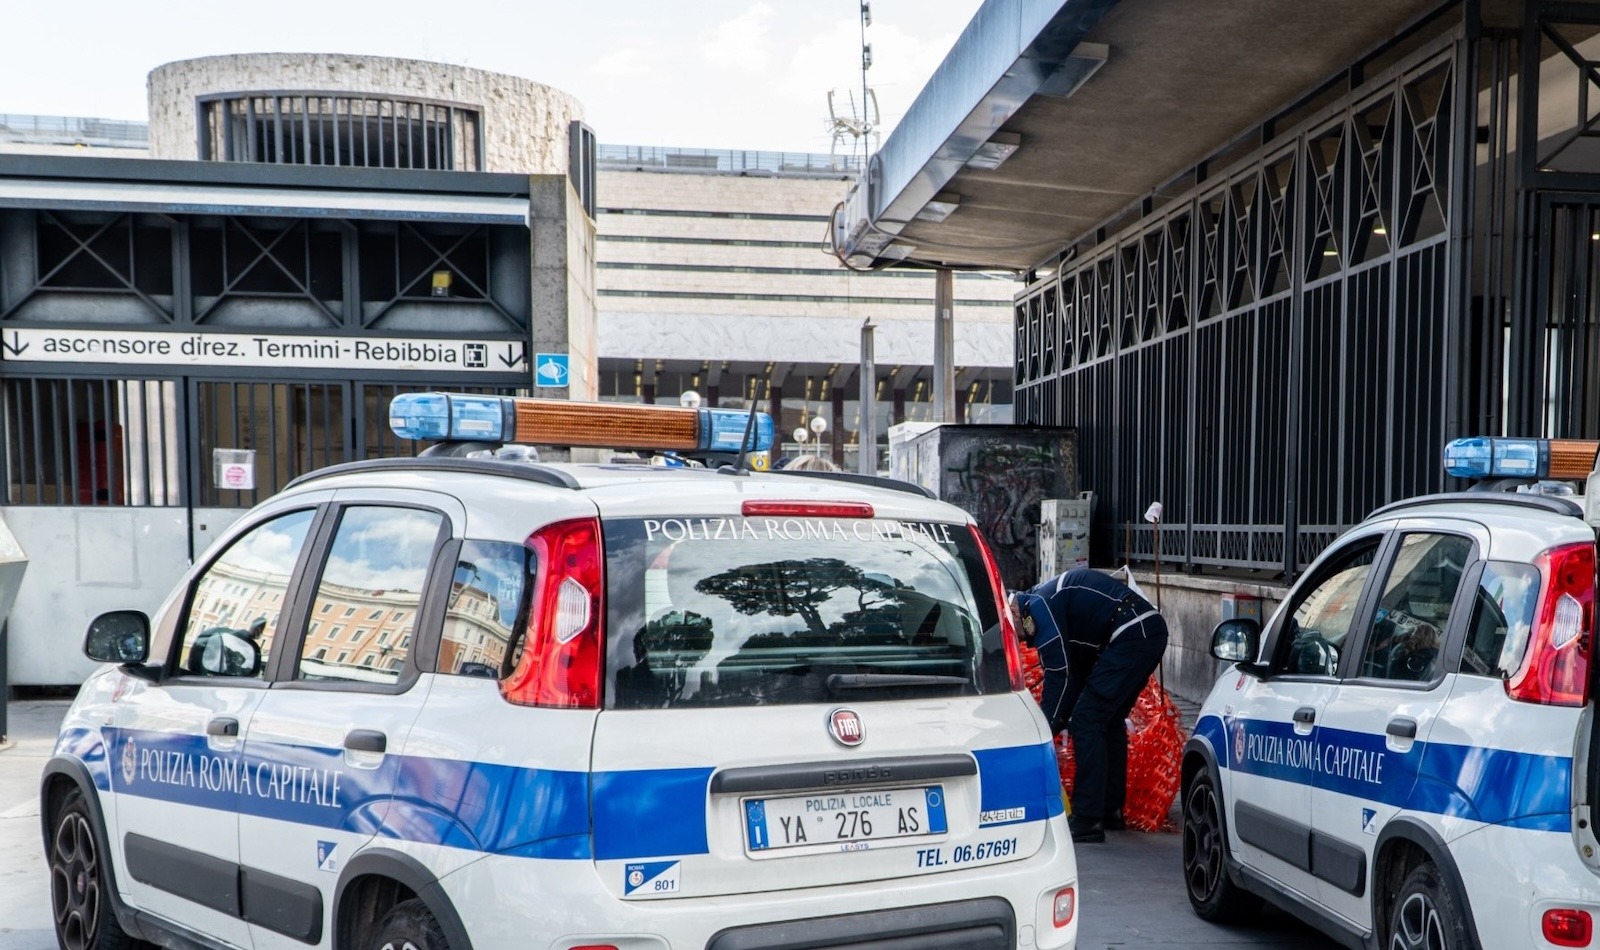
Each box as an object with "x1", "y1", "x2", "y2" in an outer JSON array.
[
  {"x1": 1, "y1": 334, "x2": 28, "y2": 357},
  {"x1": 499, "y1": 344, "x2": 526, "y2": 369}
]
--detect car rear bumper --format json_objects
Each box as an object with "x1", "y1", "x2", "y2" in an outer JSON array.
[{"x1": 434, "y1": 818, "x2": 1078, "y2": 950}]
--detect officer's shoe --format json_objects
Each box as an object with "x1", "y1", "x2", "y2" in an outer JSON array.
[
  {"x1": 1102, "y1": 811, "x2": 1126, "y2": 831},
  {"x1": 1069, "y1": 816, "x2": 1105, "y2": 844}
]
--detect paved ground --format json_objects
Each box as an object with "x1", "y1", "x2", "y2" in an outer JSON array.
[
  {"x1": 0, "y1": 701, "x2": 59, "y2": 950},
  {"x1": 0, "y1": 699, "x2": 1336, "y2": 950}
]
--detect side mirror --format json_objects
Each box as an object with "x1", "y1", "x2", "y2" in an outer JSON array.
[
  {"x1": 199, "y1": 631, "x2": 262, "y2": 678},
  {"x1": 1212, "y1": 618, "x2": 1262, "y2": 664},
  {"x1": 84, "y1": 611, "x2": 150, "y2": 664}
]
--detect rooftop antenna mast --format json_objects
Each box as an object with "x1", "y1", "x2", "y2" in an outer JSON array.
[{"x1": 828, "y1": 1, "x2": 880, "y2": 167}]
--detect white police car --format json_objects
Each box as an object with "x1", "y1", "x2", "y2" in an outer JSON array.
[
  {"x1": 43, "y1": 393, "x2": 1078, "y2": 950},
  {"x1": 1182, "y1": 436, "x2": 1600, "y2": 949}
]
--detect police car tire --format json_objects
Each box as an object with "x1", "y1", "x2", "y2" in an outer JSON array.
[
  {"x1": 49, "y1": 789, "x2": 139, "y2": 950},
  {"x1": 1387, "y1": 863, "x2": 1469, "y2": 950},
  {"x1": 1181, "y1": 771, "x2": 1261, "y2": 923},
  {"x1": 372, "y1": 899, "x2": 449, "y2": 950}
]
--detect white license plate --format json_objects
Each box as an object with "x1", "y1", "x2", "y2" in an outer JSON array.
[{"x1": 743, "y1": 785, "x2": 948, "y2": 852}]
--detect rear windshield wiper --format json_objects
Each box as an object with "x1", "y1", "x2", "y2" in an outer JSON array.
[{"x1": 825, "y1": 673, "x2": 970, "y2": 691}]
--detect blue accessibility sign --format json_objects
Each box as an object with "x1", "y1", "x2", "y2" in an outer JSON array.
[{"x1": 534, "y1": 352, "x2": 570, "y2": 388}]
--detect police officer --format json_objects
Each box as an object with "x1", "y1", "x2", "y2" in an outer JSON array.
[{"x1": 1011, "y1": 567, "x2": 1168, "y2": 843}]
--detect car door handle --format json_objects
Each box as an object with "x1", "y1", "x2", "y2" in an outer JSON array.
[
  {"x1": 1386, "y1": 717, "x2": 1418, "y2": 740},
  {"x1": 1292, "y1": 706, "x2": 1317, "y2": 724},
  {"x1": 206, "y1": 717, "x2": 239, "y2": 737},
  {"x1": 344, "y1": 730, "x2": 387, "y2": 754}
]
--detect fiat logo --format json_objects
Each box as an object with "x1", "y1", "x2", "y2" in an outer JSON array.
[{"x1": 828, "y1": 708, "x2": 864, "y2": 747}]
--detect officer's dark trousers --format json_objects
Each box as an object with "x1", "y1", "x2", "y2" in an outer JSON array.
[{"x1": 1064, "y1": 616, "x2": 1168, "y2": 823}]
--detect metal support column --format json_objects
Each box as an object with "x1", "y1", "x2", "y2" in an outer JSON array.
[
  {"x1": 859, "y1": 320, "x2": 877, "y2": 474},
  {"x1": 933, "y1": 268, "x2": 956, "y2": 422}
]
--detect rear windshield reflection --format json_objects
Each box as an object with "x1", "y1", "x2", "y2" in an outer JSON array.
[{"x1": 603, "y1": 517, "x2": 1008, "y2": 708}]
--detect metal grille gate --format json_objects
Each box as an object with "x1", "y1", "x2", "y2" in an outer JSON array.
[{"x1": 1013, "y1": 39, "x2": 1464, "y2": 577}]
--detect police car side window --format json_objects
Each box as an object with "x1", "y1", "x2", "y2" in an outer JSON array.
[
  {"x1": 176, "y1": 509, "x2": 316, "y2": 678},
  {"x1": 441, "y1": 540, "x2": 530, "y2": 678},
  {"x1": 1461, "y1": 561, "x2": 1540, "y2": 678},
  {"x1": 1357, "y1": 533, "x2": 1471, "y2": 683},
  {"x1": 297, "y1": 506, "x2": 444, "y2": 685},
  {"x1": 1277, "y1": 540, "x2": 1379, "y2": 676}
]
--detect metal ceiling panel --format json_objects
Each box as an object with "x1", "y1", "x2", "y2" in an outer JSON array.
[{"x1": 0, "y1": 177, "x2": 529, "y2": 224}]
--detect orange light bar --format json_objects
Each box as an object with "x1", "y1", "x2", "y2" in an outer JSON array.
[
  {"x1": 1548, "y1": 440, "x2": 1600, "y2": 480},
  {"x1": 511, "y1": 400, "x2": 700, "y2": 452}
]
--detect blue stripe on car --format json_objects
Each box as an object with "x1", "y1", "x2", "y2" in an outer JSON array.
[
  {"x1": 1196, "y1": 713, "x2": 1572, "y2": 832},
  {"x1": 974, "y1": 744, "x2": 1065, "y2": 826},
  {"x1": 94, "y1": 727, "x2": 1062, "y2": 859},
  {"x1": 54, "y1": 727, "x2": 112, "y2": 791}
]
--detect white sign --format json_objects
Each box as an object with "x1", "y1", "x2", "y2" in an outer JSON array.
[
  {"x1": 213, "y1": 449, "x2": 255, "y2": 491},
  {"x1": 0, "y1": 328, "x2": 527, "y2": 374}
]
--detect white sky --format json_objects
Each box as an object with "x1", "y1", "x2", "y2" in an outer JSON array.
[{"x1": 2, "y1": 0, "x2": 985, "y2": 154}]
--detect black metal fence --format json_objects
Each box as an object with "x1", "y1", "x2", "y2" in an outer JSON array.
[
  {"x1": 0, "y1": 377, "x2": 523, "y2": 509},
  {"x1": 1014, "y1": 42, "x2": 1463, "y2": 576}
]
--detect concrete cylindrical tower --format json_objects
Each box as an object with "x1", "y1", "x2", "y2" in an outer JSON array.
[{"x1": 147, "y1": 53, "x2": 583, "y2": 174}]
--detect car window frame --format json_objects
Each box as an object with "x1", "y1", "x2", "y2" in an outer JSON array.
[
  {"x1": 163, "y1": 502, "x2": 334, "y2": 686},
  {"x1": 1263, "y1": 527, "x2": 1395, "y2": 682},
  {"x1": 1341, "y1": 527, "x2": 1481, "y2": 692},
  {"x1": 267, "y1": 499, "x2": 454, "y2": 695}
]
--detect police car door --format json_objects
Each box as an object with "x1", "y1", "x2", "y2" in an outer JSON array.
[
  {"x1": 110, "y1": 499, "x2": 327, "y2": 949},
  {"x1": 238, "y1": 491, "x2": 459, "y2": 950},
  {"x1": 1309, "y1": 520, "x2": 1480, "y2": 928},
  {"x1": 1225, "y1": 526, "x2": 1390, "y2": 906}
]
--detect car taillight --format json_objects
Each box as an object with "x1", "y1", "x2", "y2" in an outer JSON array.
[
  {"x1": 1543, "y1": 908, "x2": 1593, "y2": 947},
  {"x1": 502, "y1": 517, "x2": 604, "y2": 709},
  {"x1": 1506, "y1": 542, "x2": 1594, "y2": 707},
  {"x1": 1052, "y1": 886, "x2": 1076, "y2": 927},
  {"x1": 969, "y1": 525, "x2": 1025, "y2": 692}
]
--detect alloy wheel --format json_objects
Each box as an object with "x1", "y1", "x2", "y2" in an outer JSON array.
[
  {"x1": 1390, "y1": 891, "x2": 1446, "y2": 950},
  {"x1": 50, "y1": 811, "x2": 101, "y2": 950},
  {"x1": 1182, "y1": 780, "x2": 1225, "y2": 902}
]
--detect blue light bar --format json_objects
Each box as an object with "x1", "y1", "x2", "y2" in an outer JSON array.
[
  {"x1": 702, "y1": 407, "x2": 776, "y2": 453},
  {"x1": 389, "y1": 393, "x2": 510, "y2": 442},
  {"x1": 1444, "y1": 436, "x2": 1600, "y2": 480},
  {"x1": 388, "y1": 392, "x2": 775, "y2": 454}
]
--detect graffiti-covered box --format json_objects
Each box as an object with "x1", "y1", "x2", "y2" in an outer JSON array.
[{"x1": 889, "y1": 424, "x2": 1077, "y2": 591}]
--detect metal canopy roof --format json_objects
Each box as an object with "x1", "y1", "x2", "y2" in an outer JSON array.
[
  {"x1": 0, "y1": 154, "x2": 533, "y2": 225},
  {"x1": 834, "y1": 0, "x2": 1445, "y2": 272}
]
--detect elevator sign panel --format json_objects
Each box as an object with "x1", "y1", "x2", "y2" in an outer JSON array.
[{"x1": 0, "y1": 328, "x2": 528, "y2": 375}]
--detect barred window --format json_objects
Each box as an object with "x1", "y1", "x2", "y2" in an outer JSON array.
[
  {"x1": 200, "y1": 93, "x2": 482, "y2": 171},
  {"x1": 2, "y1": 378, "x2": 180, "y2": 506}
]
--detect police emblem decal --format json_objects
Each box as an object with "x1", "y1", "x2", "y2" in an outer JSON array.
[
  {"x1": 120, "y1": 737, "x2": 137, "y2": 786},
  {"x1": 1231, "y1": 721, "x2": 1246, "y2": 767},
  {"x1": 624, "y1": 861, "x2": 681, "y2": 896},
  {"x1": 828, "y1": 708, "x2": 864, "y2": 747}
]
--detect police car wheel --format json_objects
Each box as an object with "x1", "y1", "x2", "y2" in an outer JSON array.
[
  {"x1": 1181, "y1": 772, "x2": 1260, "y2": 922},
  {"x1": 49, "y1": 790, "x2": 137, "y2": 950},
  {"x1": 1387, "y1": 863, "x2": 1468, "y2": 950},
  {"x1": 372, "y1": 899, "x2": 449, "y2": 950}
]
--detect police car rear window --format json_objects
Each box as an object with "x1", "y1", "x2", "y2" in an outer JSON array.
[{"x1": 602, "y1": 517, "x2": 1009, "y2": 708}]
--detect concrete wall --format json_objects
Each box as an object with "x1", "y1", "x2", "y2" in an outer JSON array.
[
  {"x1": 1130, "y1": 569, "x2": 1287, "y2": 705},
  {"x1": 147, "y1": 54, "x2": 582, "y2": 174},
  {"x1": 528, "y1": 175, "x2": 598, "y2": 402},
  {"x1": 593, "y1": 169, "x2": 1016, "y2": 369},
  {"x1": 3, "y1": 507, "x2": 192, "y2": 685}
]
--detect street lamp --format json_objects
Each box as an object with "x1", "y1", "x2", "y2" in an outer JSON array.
[
  {"x1": 809, "y1": 415, "x2": 828, "y2": 457},
  {"x1": 679, "y1": 390, "x2": 702, "y2": 409},
  {"x1": 792, "y1": 426, "x2": 808, "y2": 446}
]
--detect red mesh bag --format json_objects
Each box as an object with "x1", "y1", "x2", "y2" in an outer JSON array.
[{"x1": 1022, "y1": 645, "x2": 1185, "y2": 832}]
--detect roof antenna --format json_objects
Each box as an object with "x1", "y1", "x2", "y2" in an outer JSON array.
[{"x1": 720, "y1": 400, "x2": 761, "y2": 477}]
